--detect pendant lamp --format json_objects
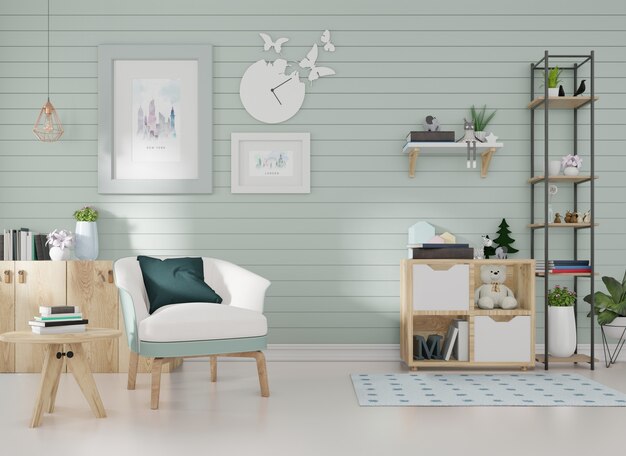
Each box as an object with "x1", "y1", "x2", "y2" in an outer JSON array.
[{"x1": 33, "y1": 0, "x2": 63, "y2": 142}]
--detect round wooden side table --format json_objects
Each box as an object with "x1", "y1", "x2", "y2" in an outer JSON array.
[{"x1": 0, "y1": 328, "x2": 121, "y2": 428}]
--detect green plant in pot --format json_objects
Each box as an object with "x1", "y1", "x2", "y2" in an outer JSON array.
[
  {"x1": 547, "y1": 66, "x2": 562, "y2": 97},
  {"x1": 470, "y1": 105, "x2": 496, "y2": 142},
  {"x1": 547, "y1": 285, "x2": 577, "y2": 357},
  {"x1": 584, "y1": 270, "x2": 626, "y2": 339},
  {"x1": 73, "y1": 206, "x2": 99, "y2": 260}
]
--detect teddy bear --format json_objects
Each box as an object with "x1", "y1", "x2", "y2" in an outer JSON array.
[{"x1": 475, "y1": 264, "x2": 518, "y2": 310}]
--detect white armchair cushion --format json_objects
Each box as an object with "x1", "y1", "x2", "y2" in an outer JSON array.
[{"x1": 139, "y1": 302, "x2": 268, "y2": 343}]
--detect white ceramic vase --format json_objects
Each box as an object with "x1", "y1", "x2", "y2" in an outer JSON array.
[
  {"x1": 602, "y1": 317, "x2": 626, "y2": 340},
  {"x1": 49, "y1": 246, "x2": 70, "y2": 261},
  {"x1": 563, "y1": 166, "x2": 580, "y2": 176},
  {"x1": 548, "y1": 87, "x2": 559, "y2": 97},
  {"x1": 474, "y1": 131, "x2": 487, "y2": 142},
  {"x1": 75, "y1": 221, "x2": 99, "y2": 260},
  {"x1": 548, "y1": 306, "x2": 577, "y2": 357},
  {"x1": 548, "y1": 160, "x2": 562, "y2": 176}
]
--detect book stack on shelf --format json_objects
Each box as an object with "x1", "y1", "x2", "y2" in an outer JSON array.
[
  {"x1": 1, "y1": 229, "x2": 50, "y2": 260},
  {"x1": 536, "y1": 260, "x2": 591, "y2": 275},
  {"x1": 408, "y1": 243, "x2": 474, "y2": 260},
  {"x1": 29, "y1": 306, "x2": 88, "y2": 334}
]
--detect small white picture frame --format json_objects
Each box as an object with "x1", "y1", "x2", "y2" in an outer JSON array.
[{"x1": 231, "y1": 133, "x2": 310, "y2": 193}]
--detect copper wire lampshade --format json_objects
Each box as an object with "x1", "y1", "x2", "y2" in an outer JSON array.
[{"x1": 33, "y1": 0, "x2": 63, "y2": 142}]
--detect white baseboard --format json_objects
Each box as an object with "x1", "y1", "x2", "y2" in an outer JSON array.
[{"x1": 187, "y1": 343, "x2": 624, "y2": 363}]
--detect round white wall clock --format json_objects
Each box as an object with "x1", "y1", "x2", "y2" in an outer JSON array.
[{"x1": 239, "y1": 59, "x2": 305, "y2": 124}]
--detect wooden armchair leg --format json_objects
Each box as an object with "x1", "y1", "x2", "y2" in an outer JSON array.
[
  {"x1": 210, "y1": 355, "x2": 217, "y2": 382},
  {"x1": 254, "y1": 351, "x2": 270, "y2": 397},
  {"x1": 128, "y1": 351, "x2": 139, "y2": 390},
  {"x1": 150, "y1": 358, "x2": 164, "y2": 410}
]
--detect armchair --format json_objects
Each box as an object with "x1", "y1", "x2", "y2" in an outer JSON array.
[{"x1": 113, "y1": 256, "x2": 271, "y2": 409}]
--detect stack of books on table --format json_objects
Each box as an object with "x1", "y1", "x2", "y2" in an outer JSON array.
[
  {"x1": 551, "y1": 260, "x2": 591, "y2": 274},
  {"x1": 29, "y1": 306, "x2": 88, "y2": 334}
]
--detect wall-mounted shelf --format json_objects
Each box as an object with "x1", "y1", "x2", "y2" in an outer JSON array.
[
  {"x1": 402, "y1": 142, "x2": 503, "y2": 178},
  {"x1": 528, "y1": 96, "x2": 598, "y2": 110},
  {"x1": 528, "y1": 175, "x2": 598, "y2": 184},
  {"x1": 528, "y1": 223, "x2": 597, "y2": 229}
]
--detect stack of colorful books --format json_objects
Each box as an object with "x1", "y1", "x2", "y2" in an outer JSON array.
[
  {"x1": 29, "y1": 306, "x2": 88, "y2": 334},
  {"x1": 536, "y1": 260, "x2": 591, "y2": 274}
]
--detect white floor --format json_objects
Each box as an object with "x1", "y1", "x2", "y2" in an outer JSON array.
[{"x1": 1, "y1": 360, "x2": 625, "y2": 456}]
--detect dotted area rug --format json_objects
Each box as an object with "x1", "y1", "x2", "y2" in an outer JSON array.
[{"x1": 351, "y1": 373, "x2": 626, "y2": 406}]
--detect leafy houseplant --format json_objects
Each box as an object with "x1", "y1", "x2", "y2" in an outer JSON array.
[
  {"x1": 547, "y1": 285, "x2": 576, "y2": 306},
  {"x1": 547, "y1": 66, "x2": 562, "y2": 89},
  {"x1": 470, "y1": 105, "x2": 497, "y2": 133},
  {"x1": 74, "y1": 206, "x2": 98, "y2": 222},
  {"x1": 584, "y1": 271, "x2": 626, "y2": 326},
  {"x1": 561, "y1": 154, "x2": 583, "y2": 169}
]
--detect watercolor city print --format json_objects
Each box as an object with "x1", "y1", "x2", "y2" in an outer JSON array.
[
  {"x1": 132, "y1": 78, "x2": 181, "y2": 162},
  {"x1": 249, "y1": 149, "x2": 294, "y2": 177}
]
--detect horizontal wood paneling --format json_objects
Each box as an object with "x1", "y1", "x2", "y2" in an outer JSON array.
[{"x1": 1, "y1": 0, "x2": 624, "y2": 344}]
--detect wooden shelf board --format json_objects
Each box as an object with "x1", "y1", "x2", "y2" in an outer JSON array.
[
  {"x1": 527, "y1": 96, "x2": 598, "y2": 110},
  {"x1": 536, "y1": 272, "x2": 595, "y2": 277},
  {"x1": 528, "y1": 175, "x2": 598, "y2": 184},
  {"x1": 472, "y1": 309, "x2": 533, "y2": 317},
  {"x1": 402, "y1": 142, "x2": 503, "y2": 155},
  {"x1": 535, "y1": 354, "x2": 597, "y2": 364},
  {"x1": 412, "y1": 310, "x2": 469, "y2": 316},
  {"x1": 529, "y1": 223, "x2": 596, "y2": 229}
]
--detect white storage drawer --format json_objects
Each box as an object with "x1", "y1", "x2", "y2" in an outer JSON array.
[
  {"x1": 412, "y1": 264, "x2": 469, "y2": 311},
  {"x1": 474, "y1": 316, "x2": 531, "y2": 362}
]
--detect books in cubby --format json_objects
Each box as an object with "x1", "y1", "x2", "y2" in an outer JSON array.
[
  {"x1": 1, "y1": 229, "x2": 50, "y2": 260},
  {"x1": 29, "y1": 306, "x2": 87, "y2": 334},
  {"x1": 536, "y1": 259, "x2": 591, "y2": 274}
]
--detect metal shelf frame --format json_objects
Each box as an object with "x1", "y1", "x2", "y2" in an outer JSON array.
[{"x1": 529, "y1": 50, "x2": 596, "y2": 370}]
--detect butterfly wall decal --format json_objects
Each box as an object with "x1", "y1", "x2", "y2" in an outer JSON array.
[
  {"x1": 299, "y1": 44, "x2": 336, "y2": 82},
  {"x1": 259, "y1": 33, "x2": 289, "y2": 53},
  {"x1": 321, "y1": 30, "x2": 335, "y2": 52}
]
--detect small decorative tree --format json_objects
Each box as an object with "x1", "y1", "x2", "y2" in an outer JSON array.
[{"x1": 493, "y1": 218, "x2": 519, "y2": 255}]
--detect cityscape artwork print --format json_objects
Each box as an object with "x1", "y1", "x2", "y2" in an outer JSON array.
[
  {"x1": 249, "y1": 149, "x2": 294, "y2": 177},
  {"x1": 131, "y1": 78, "x2": 181, "y2": 163}
]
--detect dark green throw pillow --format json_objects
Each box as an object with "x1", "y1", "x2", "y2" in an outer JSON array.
[{"x1": 137, "y1": 256, "x2": 223, "y2": 314}]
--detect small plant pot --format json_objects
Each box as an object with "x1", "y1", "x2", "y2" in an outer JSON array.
[
  {"x1": 49, "y1": 246, "x2": 70, "y2": 261},
  {"x1": 473, "y1": 131, "x2": 487, "y2": 142},
  {"x1": 602, "y1": 317, "x2": 626, "y2": 340},
  {"x1": 548, "y1": 160, "x2": 562, "y2": 176},
  {"x1": 548, "y1": 306, "x2": 576, "y2": 358},
  {"x1": 75, "y1": 221, "x2": 99, "y2": 260},
  {"x1": 563, "y1": 166, "x2": 580, "y2": 176},
  {"x1": 548, "y1": 88, "x2": 559, "y2": 97}
]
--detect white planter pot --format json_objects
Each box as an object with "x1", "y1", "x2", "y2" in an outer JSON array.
[
  {"x1": 548, "y1": 87, "x2": 559, "y2": 97},
  {"x1": 548, "y1": 306, "x2": 577, "y2": 358},
  {"x1": 474, "y1": 131, "x2": 487, "y2": 142},
  {"x1": 602, "y1": 317, "x2": 626, "y2": 340},
  {"x1": 75, "y1": 221, "x2": 99, "y2": 260},
  {"x1": 49, "y1": 246, "x2": 70, "y2": 261},
  {"x1": 548, "y1": 160, "x2": 562, "y2": 176},
  {"x1": 563, "y1": 166, "x2": 580, "y2": 176}
]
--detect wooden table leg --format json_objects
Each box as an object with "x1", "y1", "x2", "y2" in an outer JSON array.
[
  {"x1": 31, "y1": 344, "x2": 64, "y2": 428},
  {"x1": 47, "y1": 356, "x2": 64, "y2": 413},
  {"x1": 210, "y1": 355, "x2": 217, "y2": 382},
  {"x1": 66, "y1": 343, "x2": 106, "y2": 418}
]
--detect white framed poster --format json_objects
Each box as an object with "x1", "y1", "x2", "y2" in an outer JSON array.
[
  {"x1": 98, "y1": 44, "x2": 212, "y2": 194},
  {"x1": 231, "y1": 133, "x2": 310, "y2": 194}
]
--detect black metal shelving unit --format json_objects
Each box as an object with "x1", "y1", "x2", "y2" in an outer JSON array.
[{"x1": 528, "y1": 50, "x2": 597, "y2": 370}]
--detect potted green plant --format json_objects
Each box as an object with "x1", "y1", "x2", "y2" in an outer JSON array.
[
  {"x1": 547, "y1": 66, "x2": 562, "y2": 97},
  {"x1": 584, "y1": 270, "x2": 626, "y2": 339},
  {"x1": 73, "y1": 206, "x2": 99, "y2": 260},
  {"x1": 470, "y1": 105, "x2": 496, "y2": 142},
  {"x1": 547, "y1": 285, "x2": 577, "y2": 357},
  {"x1": 45, "y1": 229, "x2": 74, "y2": 261}
]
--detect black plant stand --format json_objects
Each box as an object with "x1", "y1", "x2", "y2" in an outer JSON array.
[{"x1": 600, "y1": 324, "x2": 626, "y2": 368}]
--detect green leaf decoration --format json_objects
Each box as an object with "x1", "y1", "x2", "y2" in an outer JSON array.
[{"x1": 602, "y1": 276, "x2": 624, "y2": 304}]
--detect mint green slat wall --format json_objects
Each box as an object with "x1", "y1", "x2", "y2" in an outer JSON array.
[{"x1": 1, "y1": 0, "x2": 625, "y2": 343}]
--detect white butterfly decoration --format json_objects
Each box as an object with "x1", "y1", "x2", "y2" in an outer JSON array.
[
  {"x1": 321, "y1": 30, "x2": 335, "y2": 52},
  {"x1": 299, "y1": 44, "x2": 336, "y2": 82},
  {"x1": 259, "y1": 33, "x2": 289, "y2": 53}
]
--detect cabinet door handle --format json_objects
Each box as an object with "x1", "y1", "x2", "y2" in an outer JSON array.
[
  {"x1": 17, "y1": 270, "x2": 25, "y2": 283},
  {"x1": 3, "y1": 270, "x2": 10, "y2": 284},
  {"x1": 108, "y1": 270, "x2": 114, "y2": 284}
]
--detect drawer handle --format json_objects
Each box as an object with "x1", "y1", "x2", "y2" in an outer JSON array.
[
  {"x1": 3, "y1": 270, "x2": 10, "y2": 284},
  {"x1": 18, "y1": 270, "x2": 25, "y2": 283},
  {"x1": 108, "y1": 270, "x2": 114, "y2": 284}
]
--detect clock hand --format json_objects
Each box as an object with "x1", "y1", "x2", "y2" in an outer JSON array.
[
  {"x1": 270, "y1": 88, "x2": 282, "y2": 105},
  {"x1": 271, "y1": 77, "x2": 292, "y2": 91}
]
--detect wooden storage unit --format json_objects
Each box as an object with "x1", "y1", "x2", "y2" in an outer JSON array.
[{"x1": 400, "y1": 259, "x2": 536, "y2": 370}]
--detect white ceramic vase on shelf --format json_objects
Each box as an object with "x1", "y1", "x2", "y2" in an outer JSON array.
[
  {"x1": 548, "y1": 306, "x2": 577, "y2": 358},
  {"x1": 474, "y1": 131, "x2": 487, "y2": 142},
  {"x1": 602, "y1": 317, "x2": 626, "y2": 340},
  {"x1": 563, "y1": 166, "x2": 580, "y2": 176},
  {"x1": 75, "y1": 221, "x2": 99, "y2": 260},
  {"x1": 49, "y1": 246, "x2": 70, "y2": 261},
  {"x1": 548, "y1": 87, "x2": 559, "y2": 97},
  {"x1": 548, "y1": 160, "x2": 562, "y2": 176}
]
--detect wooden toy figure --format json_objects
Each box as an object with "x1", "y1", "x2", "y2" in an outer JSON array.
[{"x1": 554, "y1": 213, "x2": 562, "y2": 223}]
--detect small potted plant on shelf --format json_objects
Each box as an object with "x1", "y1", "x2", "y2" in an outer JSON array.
[
  {"x1": 45, "y1": 229, "x2": 74, "y2": 261},
  {"x1": 547, "y1": 66, "x2": 562, "y2": 97},
  {"x1": 73, "y1": 206, "x2": 99, "y2": 260},
  {"x1": 547, "y1": 285, "x2": 577, "y2": 357},
  {"x1": 470, "y1": 104, "x2": 496, "y2": 142},
  {"x1": 584, "y1": 270, "x2": 626, "y2": 340},
  {"x1": 561, "y1": 154, "x2": 583, "y2": 176}
]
